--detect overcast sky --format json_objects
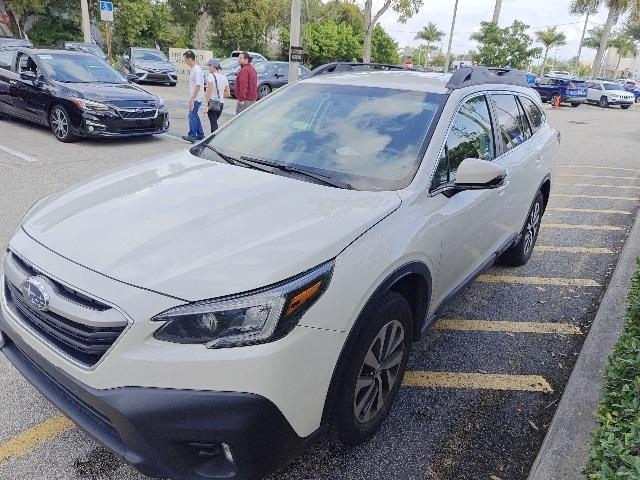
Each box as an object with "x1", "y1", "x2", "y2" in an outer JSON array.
[{"x1": 378, "y1": 0, "x2": 613, "y2": 61}]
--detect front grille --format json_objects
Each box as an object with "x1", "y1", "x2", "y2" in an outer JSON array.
[
  {"x1": 4, "y1": 275, "x2": 126, "y2": 367},
  {"x1": 146, "y1": 73, "x2": 169, "y2": 81},
  {"x1": 118, "y1": 108, "x2": 157, "y2": 119}
]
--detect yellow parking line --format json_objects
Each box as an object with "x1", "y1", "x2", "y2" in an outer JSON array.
[
  {"x1": 557, "y1": 182, "x2": 640, "y2": 190},
  {"x1": 403, "y1": 371, "x2": 553, "y2": 393},
  {"x1": 477, "y1": 275, "x2": 600, "y2": 287},
  {"x1": 434, "y1": 319, "x2": 581, "y2": 335},
  {"x1": 558, "y1": 165, "x2": 640, "y2": 173},
  {"x1": 559, "y1": 174, "x2": 638, "y2": 180},
  {"x1": 0, "y1": 416, "x2": 74, "y2": 465},
  {"x1": 553, "y1": 194, "x2": 637, "y2": 201},
  {"x1": 536, "y1": 245, "x2": 614, "y2": 254},
  {"x1": 547, "y1": 207, "x2": 632, "y2": 215},
  {"x1": 542, "y1": 223, "x2": 623, "y2": 231}
]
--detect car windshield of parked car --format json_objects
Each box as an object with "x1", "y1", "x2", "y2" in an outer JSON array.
[
  {"x1": 219, "y1": 57, "x2": 238, "y2": 69},
  {"x1": 39, "y1": 54, "x2": 126, "y2": 83},
  {"x1": 603, "y1": 83, "x2": 624, "y2": 91},
  {"x1": 198, "y1": 82, "x2": 445, "y2": 191},
  {"x1": 132, "y1": 50, "x2": 167, "y2": 61}
]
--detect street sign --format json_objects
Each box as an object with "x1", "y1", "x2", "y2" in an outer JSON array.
[
  {"x1": 289, "y1": 46, "x2": 303, "y2": 63},
  {"x1": 99, "y1": 1, "x2": 113, "y2": 22}
]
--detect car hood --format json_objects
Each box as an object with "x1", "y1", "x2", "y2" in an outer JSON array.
[
  {"x1": 63, "y1": 82, "x2": 159, "y2": 104},
  {"x1": 21, "y1": 151, "x2": 401, "y2": 302},
  {"x1": 134, "y1": 60, "x2": 175, "y2": 71}
]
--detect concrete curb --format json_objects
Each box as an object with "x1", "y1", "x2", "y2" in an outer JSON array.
[{"x1": 528, "y1": 208, "x2": 640, "y2": 480}]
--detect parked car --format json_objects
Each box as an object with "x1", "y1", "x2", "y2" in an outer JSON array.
[
  {"x1": 230, "y1": 50, "x2": 268, "y2": 62},
  {"x1": 310, "y1": 62, "x2": 406, "y2": 77},
  {"x1": 218, "y1": 56, "x2": 266, "y2": 78},
  {"x1": 120, "y1": 47, "x2": 178, "y2": 86},
  {"x1": 0, "y1": 48, "x2": 169, "y2": 142},
  {"x1": 620, "y1": 79, "x2": 640, "y2": 102},
  {"x1": 228, "y1": 61, "x2": 311, "y2": 98},
  {"x1": 0, "y1": 36, "x2": 32, "y2": 48},
  {"x1": 586, "y1": 80, "x2": 635, "y2": 108},
  {"x1": 532, "y1": 76, "x2": 587, "y2": 106},
  {"x1": 62, "y1": 41, "x2": 107, "y2": 60},
  {"x1": 546, "y1": 70, "x2": 572, "y2": 78},
  {"x1": 0, "y1": 66, "x2": 558, "y2": 480}
]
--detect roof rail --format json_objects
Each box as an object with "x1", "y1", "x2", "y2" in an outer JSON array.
[
  {"x1": 309, "y1": 62, "x2": 406, "y2": 77},
  {"x1": 446, "y1": 66, "x2": 529, "y2": 90}
]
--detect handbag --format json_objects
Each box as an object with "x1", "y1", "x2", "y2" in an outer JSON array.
[{"x1": 207, "y1": 73, "x2": 223, "y2": 113}]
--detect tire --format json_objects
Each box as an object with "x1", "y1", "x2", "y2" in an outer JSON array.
[
  {"x1": 49, "y1": 105, "x2": 77, "y2": 143},
  {"x1": 498, "y1": 192, "x2": 544, "y2": 267},
  {"x1": 599, "y1": 96, "x2": 609, "y2": 108},
  {"x1": 571, "y1": 103, "x2": 580, "y2": 107},
  {"x1": 333, "y1": 291, "x2": 413, "y2": 446},
  {"x1": 258, "y1": 84, "x2": 272, "y2": 99},
  {"x1": 550, "y1": 93, "x2": 560, "y2": 106},
  {"x1": 168, "y1": 82, "x2": 177, "y2": 87},
  {"x1": 621, "y1": 104, "x2": 631, "y2": 109},
  {"x1": 635, "y1": 95, "x2": 640, "y2": 103}
]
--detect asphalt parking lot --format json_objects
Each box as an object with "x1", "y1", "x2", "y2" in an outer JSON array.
[{"x1": 0, "y1": 99, "x2": 639, "y2": 480}]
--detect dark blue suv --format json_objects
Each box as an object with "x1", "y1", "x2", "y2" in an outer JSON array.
[{"x1": 532, "y1": 76, "x2": 588, "y2": 107}]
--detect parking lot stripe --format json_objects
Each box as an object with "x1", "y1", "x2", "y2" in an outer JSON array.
[
  {"x1": 434, "y1": 319, "x2": 581, "y2": 335},
  {"x1": 477, "y1": 275, "x2": 600, "y2": 287},
  {"x1": 402, "y1": 371, "x2": 553, "y2": 393},
  {"x1": 559, "y1": 174, "x2": 638, "y2": 180},
  {"x1": 556, "y1": 182, "x2": 640, "y2": 190},
  {"x1": 0, "y1": 416, "x2": 73, "y2": 465},
  {"x1": 0, "y1": 145, "x2": 38, "y2": 163},
  {"x1": 541, "y1": 223, "x2": 624, "y2": 231},
  {"x1": 553, "y1": 193, "x2": 638, "y2": 201},
  {"x1": 547, "y1": 207, "x2": 632, "y2": 215},
  {"x1": 536, "y1": 245, "x2": 614, "y2": 254},
  {"x1": 558, "y1": 165, "x2": 640, "y2": 173}
]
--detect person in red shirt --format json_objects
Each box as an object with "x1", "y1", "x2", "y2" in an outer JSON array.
[{"x1": 235, "y1": 52, "x2": 258, "y2": 114}]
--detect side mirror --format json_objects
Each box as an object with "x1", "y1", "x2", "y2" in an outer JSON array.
[
  {"x1": 454, "y1": 158, "x2": 506, "y2": 189},
  {"x1": 127, "y1": 74, "x2": 140, "y2": 83},
  {"x1": 20, "y1": 70, "x2": 37, "y2": 82},
  {"x1": 122, "y1": 55, "x2": 129, "y2": 61}
]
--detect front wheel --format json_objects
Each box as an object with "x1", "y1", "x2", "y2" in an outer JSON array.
[
  {"x1": 621, "y1": 104, "x2": 631, "y2": 109},
  {"x1": 258, "y1": 84, "x2": 272, "y2": 99},
  {"x1": 571, "y1": 103, "x2": 580, "y2": 107},
  {"x1": 550, "y1": 93, "x2": 560, "y2": 106},
  {"x1": 599, "y1": 96, "x2": 609, "y2": 108},
  {"x1": 49, "y1": 105, "x2": 77, "y2": 143},
  {"x1": 498, "y1": 192, "x2": 544, "y2": 267},
  {"x1": 333, "y1": 291, "x2": 413, "y2": 446}
]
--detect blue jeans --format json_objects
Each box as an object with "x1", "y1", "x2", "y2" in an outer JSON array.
[{"x1": 187, "y1": 101, "x2": 204, "y2": 140}]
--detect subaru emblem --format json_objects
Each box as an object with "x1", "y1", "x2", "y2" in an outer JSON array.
[{"x1": 20, "y1": 276, "x2": 50, "y2": 311}]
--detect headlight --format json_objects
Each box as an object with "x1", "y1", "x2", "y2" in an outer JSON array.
[
  {"x1": 157, "y1": 98, "x2": 165, "y2": 107},
  {"x1": 71, "y1": 98, "x2": 111, "y2": 112},
  {"x1": 153, "y1": 260, "x2": 334, "y2": 348}
]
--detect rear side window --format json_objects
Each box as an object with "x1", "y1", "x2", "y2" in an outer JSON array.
[
  {"x1": 0, "y1": 50, "x2": 13, "y2": 70},
  {"x1": 433, "y1": 95, "x2": 495, "y2": 187},
  {"x1": 520, "y1": 96, "x2": 544, "y2": 133},
  {"x1": 492, "y1": 94, "x2": 527, "y2": 152}
]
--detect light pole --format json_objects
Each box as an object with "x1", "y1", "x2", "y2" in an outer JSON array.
[
  {"x1": 288, "y1": 0, "x2": 301, "y2": 83},
  {"x1": 444, "y1": 0, "x2": 459, "y2": 72},
  {"x1": 81, "y1": 0, "x2": 91, "y2": 43}
]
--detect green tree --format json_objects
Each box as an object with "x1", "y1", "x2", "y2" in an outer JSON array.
[
  {"x1": 414, "y1": 22, "x2": 444, "y2": 64},
  {"x1": 4, "y1": 0, "x2": 51, "y2": 36},
  {"x1": 304, "y1": 20, "x2": 339, "y2": 66},
  {"x1": 362, "y1": 0, "x2": 422, "y2": 63},
  {"x1": 166, "y1": 0, "x2": 208, "y2": 43},
  {"x1": 112, "y1": 0, "x2": 153, "y2": 49},
  {"x1": 209, "y1": 0, "x2": 268, "y2": 52},
  {"x1": 535, "y1": 27, "x2": 567, "y2": 75},
  {"x1": 570, "y1": 0, "x2": 599, "y2": 74},
  {"x1": 28, "y1": 15, "x2": 82, "y2": 45},
  {"x1": 583, "y1": 26, "x2": 606, "y2": 49},
  {"x1": 609, "y1": 32, "x2": 637, "y2": 75},
  {"x1": 470, "y1": 20, "x2": 541, "y2": 69},
  {"x1": 371, "y1": 24, "x2": 399, "y2": 63}
]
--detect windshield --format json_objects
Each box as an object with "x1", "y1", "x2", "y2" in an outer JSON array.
[
  {"x1": 603, "y1": 83, "x2": 624, "y2": 91},
  {"x1": 197, "y1": 82, "x2": 445, "y2": 191},
  {"x1": 38, "y1": 53, "x2": 126, "y2": 83},
  {"x1": 132, "y1": 50, "x2": 167, "y2": 61},
  {"x1": 219, "y1": 57, "x2": 239, "y2": 69}
]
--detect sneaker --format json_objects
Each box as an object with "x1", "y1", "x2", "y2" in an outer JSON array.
[{"x1": 181, "y1": 135, "x2": 195, "y2": 143}]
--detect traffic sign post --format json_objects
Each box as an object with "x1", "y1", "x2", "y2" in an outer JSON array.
[{"x1": 99, "y1": 1, "x2": 114, "y2": 64}]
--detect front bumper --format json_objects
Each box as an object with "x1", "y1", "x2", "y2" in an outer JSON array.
[
  {"x1": 563, "y1": 96, "x2": 586, "y2": 104},
  {"x1": 77, "y1": 110, "x2": 170, "y2": 138},
  {"x1": 0, "y1": 326, "x2": 316, "y2": 480},
  {"x1": 608, "y1": 99, "x2": 634, "y2": 105},
  {"x1": 135, "y1": 71, "x2": 178, "y2": 84}
]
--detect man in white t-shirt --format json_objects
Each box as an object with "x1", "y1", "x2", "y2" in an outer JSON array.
[
  {"x1": 205, "y1": 58, "x2": 230, "y2": 133},
  {"x1": 182, "y1": 50, "x2": 205, "y2": 143}
]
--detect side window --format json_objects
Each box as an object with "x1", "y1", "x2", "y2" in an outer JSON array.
[
  {"x1": 492, "y1": 94, "x2": 527, "y2": 152},
  {"x1": 516, "y1": 97, "x2": 532, "y2": 139},
  {"x1": 0, "y1": 50, "x2": 14, "y2": 70},
  {"x1": 520, "y1": 96, "x2": 544, "y2": 133},
  {"x1": 17, "y1": 53, "x2": 38, "y2": 74},
  {"x1": 433, "y1": 95, "x2": 495, "y2": 187}
]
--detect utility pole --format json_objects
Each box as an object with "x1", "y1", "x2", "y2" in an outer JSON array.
[
  {"x1": 288, "y1": 0, "x2": 301, "y2": 83},
  {"x1": 444, "y1": 0, "x2": 459, "y2": 72},
  {"x1": 81, "y1": 0, "x2": 91, "y2": 43},
  {"x1": 492, "y1": 0, "x2": 502, "y2": 24}
]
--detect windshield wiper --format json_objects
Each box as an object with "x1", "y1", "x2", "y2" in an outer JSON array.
[
  {"x1": 240, "y1": 155, "x2": 353, "y2": 189},
  {"x1": 201, "y1": 145, "x2": 272, "y2": 173}
]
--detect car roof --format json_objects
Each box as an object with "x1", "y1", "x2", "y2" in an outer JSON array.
[{"x1": 303, "y1": 70, "x2": 452, "y2": 94}]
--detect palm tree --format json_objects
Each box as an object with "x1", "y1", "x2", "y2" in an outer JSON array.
[
  {"x1": 415, "y1": 22, "x2": 444, "y2": 64},
  {"x1": 536, "y1": 27, "x2": 567, "y2": 75},
  {"x1": 610, "y1": 33, "x2": 638, "y2": 75},
  {"x1": 444, "y1": 0, "x2": 459, "y2": 72},
  {"x1": 492, "y1": 0, "x2": 502, "y2": 23},
  {"x1": 570, "y1": 0, "x2": 599, "y2": 74},
  {"x1": 573, "y1": 0, "x2": 640, "y2": 78}
]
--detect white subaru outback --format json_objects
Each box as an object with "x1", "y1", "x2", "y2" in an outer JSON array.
[{"x1": 0, "y1": 67, "x2": 558, "y2": 479}]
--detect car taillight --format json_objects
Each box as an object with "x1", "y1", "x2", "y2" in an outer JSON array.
[{"x1": 568, "y1": 82, "x2": 576, "y2": 89}]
